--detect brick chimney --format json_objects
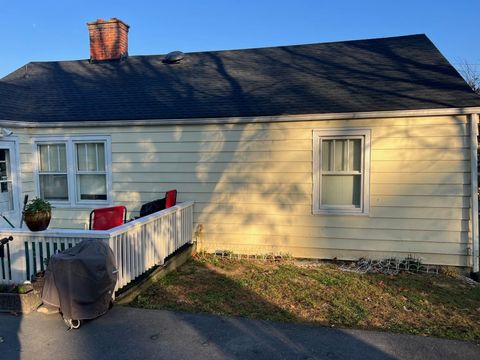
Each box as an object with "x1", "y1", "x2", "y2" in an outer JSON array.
[{"x1": 87, "y1": 18, "x2": 129, "y2": 62}]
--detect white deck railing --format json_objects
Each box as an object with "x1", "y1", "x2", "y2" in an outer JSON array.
[{"x1": 0, "y1": 201, "x2": 194, "y2": 293}]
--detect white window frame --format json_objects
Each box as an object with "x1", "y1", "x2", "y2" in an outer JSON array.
[
  {"x1": 36, "y1": 143, "x2": 69, "y2": 202},
  {"x1": 313, "y1": 128, "x2": 371, "y2": 215},
  {"x1": 33, "y1": 135, "x2": 112, "y2": 208}
]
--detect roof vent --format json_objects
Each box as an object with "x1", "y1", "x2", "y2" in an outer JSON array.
[{"x1": 164, "y1": 51, "x2": 185, "y2": 64}]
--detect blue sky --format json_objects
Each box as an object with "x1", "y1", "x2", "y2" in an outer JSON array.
[{"x1": 1, "y1": 0, "x2": 479, "y2": 78}]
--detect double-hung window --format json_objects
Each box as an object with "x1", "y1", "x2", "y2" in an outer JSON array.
[
  {"x1": 313, "y1": 129, "x2": 370, "y2": 215},
  {"x1": 75, "y1": 142, "x2": 107, "y2": 201},
  {"x1": 38, "y1": 144, "x2": 68, "y2": 201},
  {"x1": 34, "y1": 136, "x2": 111, "y2": 206}
]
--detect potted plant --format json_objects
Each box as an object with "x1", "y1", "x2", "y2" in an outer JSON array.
[{"x1": 24, "y1": 197, "x2": 52, "y2": 231}]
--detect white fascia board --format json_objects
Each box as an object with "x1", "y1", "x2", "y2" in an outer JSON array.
[{"x1": 1, "y1": 107, "x2": 480, "y2": 128}]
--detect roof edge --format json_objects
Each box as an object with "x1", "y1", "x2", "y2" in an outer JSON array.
[{"x1": 1, "y1": 107, "x2": 480, "y2": 128}]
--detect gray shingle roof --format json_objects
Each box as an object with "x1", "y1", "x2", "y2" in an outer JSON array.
[{"x1": 1, "y1": 34, "x2": 479, "y2": 123}]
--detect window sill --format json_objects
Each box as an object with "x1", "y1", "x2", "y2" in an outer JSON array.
[
  {"x1": 48, "y1": 201, "x2": 112, "y2": 209},
  {"x1": 313, "y1": 209, "x2": 369, "y2": 216}
]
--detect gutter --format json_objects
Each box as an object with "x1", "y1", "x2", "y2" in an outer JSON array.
[
  {"x1": 1, "y1": 107, "x2": 480, "y2": 128},
  {"x1": 470, "y1": 113, "x2": 479, "y2": 273}
]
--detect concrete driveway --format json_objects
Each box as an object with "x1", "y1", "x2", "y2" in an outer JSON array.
[{"x1": 0, "y1": 306, "x2": 479, "y2": 360}]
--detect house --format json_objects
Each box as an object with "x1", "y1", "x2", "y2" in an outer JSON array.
[{"x1": 1, "y1": 18, "x2": 479, "y2": 270}]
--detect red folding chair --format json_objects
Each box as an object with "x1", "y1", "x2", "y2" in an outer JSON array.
[
  {"x1": 165, "y1": 189, "x2": 177, "y2": 209},
  {"x1": 89, "y1": 206, "x2": 127, "y2": 230}
]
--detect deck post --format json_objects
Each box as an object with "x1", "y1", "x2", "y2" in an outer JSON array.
[{"x1": 8, "y1": 234, "x2": 27, "y2": 283}]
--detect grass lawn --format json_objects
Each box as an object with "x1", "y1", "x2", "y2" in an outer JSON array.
[{"x1": 130, "y1": 254, "x2": 480, "y2": 341}]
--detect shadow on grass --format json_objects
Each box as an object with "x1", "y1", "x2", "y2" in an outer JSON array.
[
  {"x1": 131, "y1": 258, "x2": 297, "y2": 323},
  {"x1": 123, "y1": 258, "x2": 398, "y2": 359},
  {"x1": 130, "y1": 257, "x2": 480, "y2": 342}
]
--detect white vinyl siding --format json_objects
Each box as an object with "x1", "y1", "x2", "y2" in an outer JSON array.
[
  {"x1": 313, "y1": 129, "x2": 371, "y2": 215},
  {"x1": 13, "y1": 115, "x2": 473, "y2": 266},
  {"x1": 33, "y1": 136, "x2": 111, "y2": 207}
]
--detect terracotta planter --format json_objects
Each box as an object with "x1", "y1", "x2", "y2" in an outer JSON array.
[{"x1": 24, "y1": 210, "x2": 51, "y2": 232}]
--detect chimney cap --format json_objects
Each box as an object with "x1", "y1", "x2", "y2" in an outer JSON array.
[{"x1": 87, "y1": 18, "x2": 130, "y2": 29}]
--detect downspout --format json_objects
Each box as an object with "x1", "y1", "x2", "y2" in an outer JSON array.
[{"x1": 470, "y1": 113, "x2": 479, "y2": 273}]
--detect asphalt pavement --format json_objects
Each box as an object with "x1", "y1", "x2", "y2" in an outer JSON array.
[{"x1": 0, "y1": 306, "x2": 479, "y2": 360}]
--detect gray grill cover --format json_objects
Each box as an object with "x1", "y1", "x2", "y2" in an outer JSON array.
[{"x1": 42, "y1": 239, "x2": 117, "y2": 321}]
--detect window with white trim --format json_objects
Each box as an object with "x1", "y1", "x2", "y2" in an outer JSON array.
[
  {"x1": 38, "y1": 144, "x2": 68, "y2": 201},
  {"x1": 75, "y1": 142, "x2": 107, "y2": 201},
  {"x1": 313, "y1": 129, "x2": 370, "y2": 215},
  {"x1": 34, "y1": 136, "x2": 111, "y2": 206}
]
